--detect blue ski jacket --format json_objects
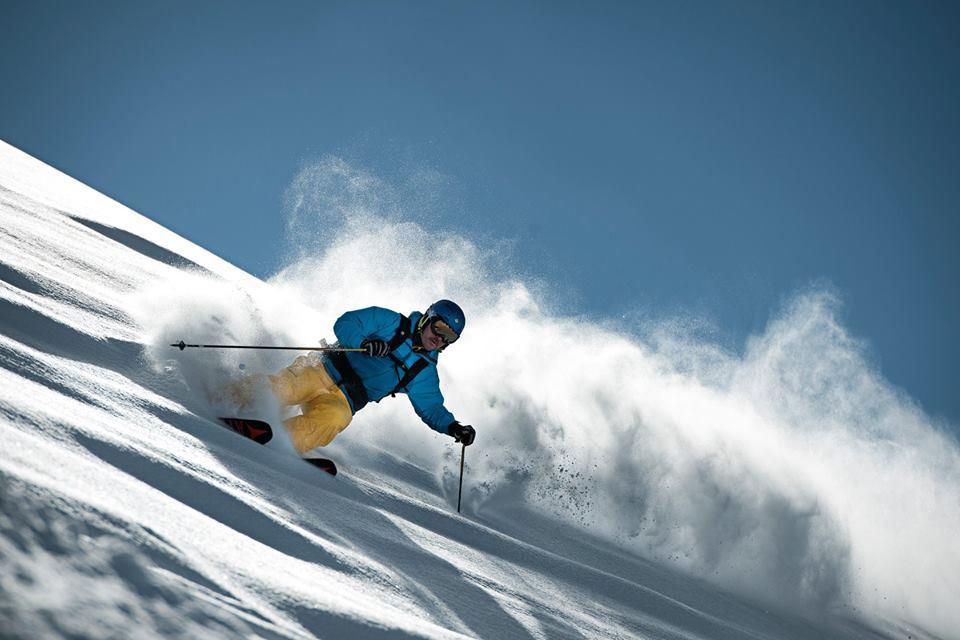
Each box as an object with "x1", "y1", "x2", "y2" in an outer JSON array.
[{"x1": 322, "y1": 306, "x2": 457, "y2": 434}]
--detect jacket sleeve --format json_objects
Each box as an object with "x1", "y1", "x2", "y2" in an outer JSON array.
[
  {"x1": 406, "y1": 365, "x2": 456, "y2": 434},
  {"x1": 333, "y1": 307, "x2": 401, "y2": 348}
]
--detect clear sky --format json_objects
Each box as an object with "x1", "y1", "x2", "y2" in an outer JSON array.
[{"x1": 2, "y1": 1, "x2": 958, "y2": 425}]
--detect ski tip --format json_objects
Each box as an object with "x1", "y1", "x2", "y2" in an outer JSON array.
[
  {"x1": 219, "y1": 417, "x2": 274, "y2": 445},
  {"x1": 304, "y1": 457, "x2": 338, "y2": 476}
]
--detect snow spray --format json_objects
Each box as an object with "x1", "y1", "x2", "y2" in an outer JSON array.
[{"x1": 138, "y1": 157, "x2": 960, "y2": 638}]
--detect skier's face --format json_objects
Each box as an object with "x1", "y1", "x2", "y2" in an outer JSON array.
[{"x1": 420, "y1": 321, "x2": 446, "y2": 351}]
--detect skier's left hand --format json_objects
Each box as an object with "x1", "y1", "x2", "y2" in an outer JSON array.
[
  {"x1": 362, "y1": 339, "x2": 390, "y2": 357},
  {"x1": 448, "y1": 423, "x2": 476, "y2": 446}
]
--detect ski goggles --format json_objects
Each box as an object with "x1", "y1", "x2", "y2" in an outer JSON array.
[{"x1": 431, "y1": 318, "x2": 460, "y2": 344}]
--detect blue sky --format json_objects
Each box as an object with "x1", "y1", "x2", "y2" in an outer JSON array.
[{"x1": 2, "y1": 1, "x2": 958, "y2": 424}]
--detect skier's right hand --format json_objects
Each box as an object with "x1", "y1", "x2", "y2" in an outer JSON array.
[
  {"x1": 362, "y1": 339, "x2": 390, "y2": 357},
  {"x1": 448, "y1": 423, "x2": 476, "y2": 446}
]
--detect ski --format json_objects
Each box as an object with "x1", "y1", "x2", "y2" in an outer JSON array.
[
  {"x1": 304, "y1": 457, "x2": 338, "y2": 476},
  {"x1": 219, "y1": 417, "x2": 273, "y2": 444},
  {"x1": 217, "y1": 417, "x2": 338, "y2": 476}
]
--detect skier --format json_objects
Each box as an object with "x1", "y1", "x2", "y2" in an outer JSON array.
[{"x1": 268, "y1": 300, "x2": 476, "y2": 454}]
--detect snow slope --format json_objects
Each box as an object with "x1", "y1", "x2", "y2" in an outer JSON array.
[{"x1": 0, "y1": 140, "x2": 952, "y2": 639}]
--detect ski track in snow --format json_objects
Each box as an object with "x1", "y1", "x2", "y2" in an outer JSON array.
[{"x1": 0, "y1": 140, "x2": 941, "y2": 639}]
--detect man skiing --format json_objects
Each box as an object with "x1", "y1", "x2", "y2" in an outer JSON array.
[{"x1": 268, "y1": 299, "x2": 476, "y2": 454}]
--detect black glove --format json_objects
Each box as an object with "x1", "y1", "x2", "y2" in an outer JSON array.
[
  {"x1": 361, "y1": 339, "x2": 390, "y2": 357},
  {"x1": 448, "y1": 422, "x2": 476, "y2": 446}
]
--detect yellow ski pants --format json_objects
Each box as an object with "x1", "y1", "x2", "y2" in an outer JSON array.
[{"x1": 269, "y1": 355, "x2": 353, "y2": 453}]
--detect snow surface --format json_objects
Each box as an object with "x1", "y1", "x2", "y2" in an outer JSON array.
[{"x1": 1, "y1": 140, "x2": 955, "y2": 639}]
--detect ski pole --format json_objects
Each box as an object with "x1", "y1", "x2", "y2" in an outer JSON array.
[
  {"x1": 457, "y1": 443, "x2": 465, "y2": 514},
  {"x1": 170, "y1": 340, "x2": 365, "y2": 352}
]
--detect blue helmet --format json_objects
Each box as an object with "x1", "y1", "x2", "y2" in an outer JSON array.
[{"x1": 424, "y1": 299, "x2": 465, "y2": 339}]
